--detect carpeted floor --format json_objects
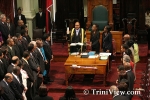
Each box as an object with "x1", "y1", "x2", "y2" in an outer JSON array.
[{"x1": 47, "y1": 43, "x2": 148, "y2": 100}]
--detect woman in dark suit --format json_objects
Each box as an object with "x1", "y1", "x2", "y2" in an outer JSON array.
[
  {"x1": 90, "y1": 24, "x2": 100, "y2": 54},
  {"x1": 102, "y1": 25, "x2": 112, "y2": 53}
]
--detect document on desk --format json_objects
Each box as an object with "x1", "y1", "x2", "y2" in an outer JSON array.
[
  {"x1": 88, "y1": 55, "x2": 98, "y2": 58},
  {"x1": 100, "y1": 56, "x2": 108, "y2": 60},
  {"x1": 70, "y1": 52, "x2": 79, "y2": 55},
  {"x1": 99, "y1": 53, "x2": 111, "y2": 56}
]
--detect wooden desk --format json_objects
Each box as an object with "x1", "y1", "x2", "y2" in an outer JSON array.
[{"x1": 64, "y1": 55, "x2": 108, "y2": 86}]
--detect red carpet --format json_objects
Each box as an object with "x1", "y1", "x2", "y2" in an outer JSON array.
[{"x1": 47, "y1": 43, "x2": 148, "y2": 100}]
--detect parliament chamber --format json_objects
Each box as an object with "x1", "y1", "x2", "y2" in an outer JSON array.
[{"x1": 0, "y1": 0, "x2": 150, "y2": 100}]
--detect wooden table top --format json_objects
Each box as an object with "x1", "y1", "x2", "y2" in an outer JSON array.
[{"x1": 64, "y1": 55, "x2": 108, "y2": 66}]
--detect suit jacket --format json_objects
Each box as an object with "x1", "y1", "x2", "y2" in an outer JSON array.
[
  {"x1": 17, "y1": 40, "x2": 24, "y2": 57},
  {"x1": 101, "y1": 32, "x2": 112, "y2": 52},
  {"x1": 0, "y1": 22, "x2": 10, "y2": 43},
  {"x1": 43, "y1": 41, "x2": 53, "y2": 61},
  {"x1": 21, "y1": 58, "x2": 34, "y2": 88},
  {"x1": 21, "y1": 37, "x2": 28, "y2": 51},
  {"x1": 1, "y1": 57, "x2": 10, "y2": 73},
  {"x1": 14, "y1": 14, "x2": 26, "y2": 26},
  {"x1": 15, "y1": 26, "x2": 22, "y2": 33},
  {"x1": 7, "y1": 23, "x2": 15, "y2": 37},
  {"x1": 28, "y1": 53, "x2": 39, "y2": 80},
  {"x1": 33, "y1": 48, "x2": 45, "y2": 73},
  {"x1": 7, "y1": 46, "x2": 15, "y2": 60},
  {"x1": 0, "y1": 80, "x2": 16, "y2": 100},
  {"x1": 36, "y1": 12, "x2": 46, "y2": 29},
  {"x1": 113, "y1": 95, "x2": 129, "y2": 100},
  {"x1": 126, "y1": 70, "x2": 135, "y2": 91},
  {"x1": 9, "y1": 74, "x2": 24, "y2": 100},
  {"x1": 90, "y1": 31, "x2": 100, "y2": 53},
  {"x1": 13, "y1": 45, "x2": 21, "y2": 59}
]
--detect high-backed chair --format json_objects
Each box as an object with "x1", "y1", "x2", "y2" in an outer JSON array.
[{"x1": 92, "y1": 5, "x2": 108, "y2": 31}]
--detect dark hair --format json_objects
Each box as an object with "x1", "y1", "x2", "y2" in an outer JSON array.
[
  {"x1": 125, "y1": 49, "x2": 132, "y2": 57},
  {"x1": 1, "y1": 46, "x2": 8, "y2": 55},
  {"x1": 43, "y1": 33, "x2": 50, "y2": 41},
  {"x1": 92, "y1": 24, "x2": 99, "y2": 31},
  {"x1": 16, "y1": 33, "x2": 21, "y2": 38},
  {"x1": 23, "y1": 51, "x2": 30, "y2": 58},
  {"x1": 117, "y1": 65, "x2": 125, "y2": 71},
  {"x1": 21, "y1": 29, "x2": 26, "y2": 36},
  {"x1": 105, "y1": 25, "x2": 111, "y2": 32},
  {"x1": 28, "y1": 43, "x2": 34, "y2": 52},
  {"x1": 17, "y1": 7, "x2": 21, "y2": 12},
  {"x1": 122, "y1": 44, "x2": 129, "y2": 50},
  {"x1": 118, "y1": 82, "x2": 128, "y2": 92},
  {"x1": 13, "y1": 66, "x2": 20, "y2": 74},
  {"x1": 64, "y1": 86, "x2": 76, "y2": 99},
  {"x1": 38, "y1": 85, "x2": 48, "y2": 97},
  {"x1": 126, "y1": 40, "x2": 134, "y2": 48}
]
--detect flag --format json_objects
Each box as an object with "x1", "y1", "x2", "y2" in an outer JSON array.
[{"x1": 46, "y1": 0, "x2": 53, "y2": 33}]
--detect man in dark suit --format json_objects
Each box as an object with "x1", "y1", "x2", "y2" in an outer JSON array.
[
  {"x1": 10, "y1": 66, "x2": 24, "y2": 100},
  {"x1": 6, "y1": 18, "x2": 15, "y2": 37},
  {"x1": 43, "y1": 33, "x2": 53, "y2": 82},
  {"x1": 7, "y1": 56, "x2": 19, "y2": 73},
  {"x1": 12, "y1": 36, "x2": 22, "y2": 59},
  {"x1": 21, "y1": 29, "x2": 29, "y2": 51},
  {"x1": 28, "y1": 43, "x2": 41, "y2": 96},
  {"x1": 14, "y1": 8, "x2": 26, "y2": 26},
  {"x1": 21, "y1": 51, "x2": 34, "y2": 100},
  {"x1": 16, "y1": 20, "x2": 24, "y2": 33},
  {"x1": 7, "y1": 38, "x2": 15, "y2": 60},
  {"x1": 110, "y1": 85, "x2": 129, "y2": 100},
  {"x1": 0, "y1": 14, "x2": 10, "y2": 44},
  {"x1": 36, "y1": 8, "x2": 46, "y2": 31},
  {"x1": 124, "y1": 62, "x2": 135, "y2": 100},
  {"x1": 16, "y1": 33, "x2": 24, "y2": 57},
  {"x1": 0, "y1": 73, "x2": 16, "y2": 100}
]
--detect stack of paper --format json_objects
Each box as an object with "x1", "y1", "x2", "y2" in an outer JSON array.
[{"x1": 70, "y1": 52, "x2": 79, "y2": 55}]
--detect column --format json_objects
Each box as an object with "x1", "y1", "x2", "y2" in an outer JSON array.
[{"x1": 21, "y1": 0, "x2": 36, "y2": 39}]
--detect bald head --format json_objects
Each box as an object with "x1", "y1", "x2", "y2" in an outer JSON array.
[
  {"x1": 124, "y1": 34, "x2": 130, "y2": 42},
  {"x1": 4, "y1": 73, "x2": 13, "y2": 83},
  {"x1": 11, "y1": 56, "x2": 19, "y2": 65},
  {"x1": 110, "y1": 85, "x2": 119, "y2": 96},
  {"x1": 18, "y1": 20, "x2": 24, "y2": 26}
]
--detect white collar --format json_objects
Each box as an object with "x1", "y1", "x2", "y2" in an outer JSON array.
[
  {"x1": 12, "y1": 72, "x2": 20, "y2": 83},
  {"x1": 3, "y1": 79, "x2": 8, "y2": 86},
  {"x1": 11, "y1": 63, "x2": 15, "y2": 66},
  {"x1": 22, "y1": 58, "x2": 28, "y2": 64}
]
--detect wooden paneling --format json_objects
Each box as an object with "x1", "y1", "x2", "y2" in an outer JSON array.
[
  {"x1": 86, "y1": 0, "x2": 113, "y2": 30},
  {"x1": 86, "y1": 31, "x2": 123, "y2": 53}
]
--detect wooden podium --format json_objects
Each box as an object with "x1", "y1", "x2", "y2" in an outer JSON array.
[
  {"x1": 86, "y1": 31, "x2": 123, "y2": 53},
  {"x1": 64, "y1": 55, "x2": 109, "y2": 86}
]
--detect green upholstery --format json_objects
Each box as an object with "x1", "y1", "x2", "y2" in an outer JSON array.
[{"x1": 92, "y1": 5, "x2": 108, "y2": 30}]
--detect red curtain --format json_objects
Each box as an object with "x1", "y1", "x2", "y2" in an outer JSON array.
[{"x1": 0, "y1": 0, "x2": 14, "y2": 22}]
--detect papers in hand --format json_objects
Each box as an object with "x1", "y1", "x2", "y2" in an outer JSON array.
[{"x1": 70, "y1": 43, "x2": 83, "y2": 46}]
